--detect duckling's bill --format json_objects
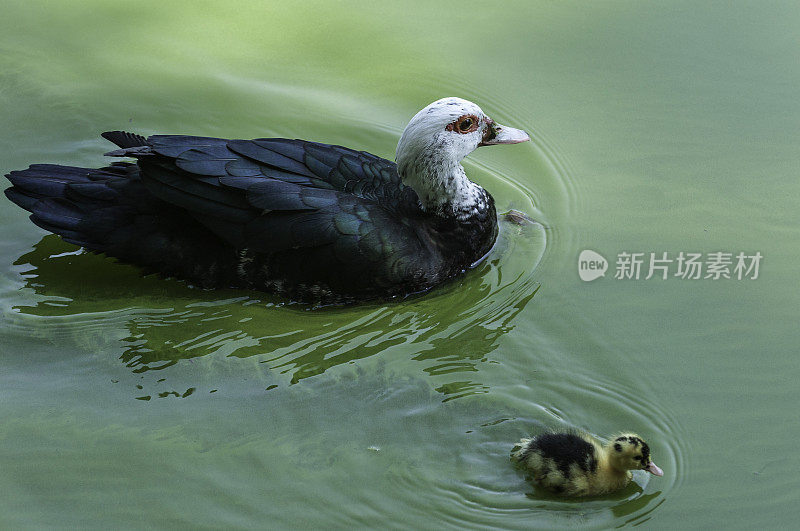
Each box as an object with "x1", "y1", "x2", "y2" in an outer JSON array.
[{"x1": 646, "y1": 461, "x2": 664, "y2": 476}]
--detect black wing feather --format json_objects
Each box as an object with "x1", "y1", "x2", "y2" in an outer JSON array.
[
  {"x1": 97, "y1": 133, "x2": 436, "y2": 299},
  {"x1": 137, "y1": 160, "x2": 253, "y2": 223},
  {"x1": 227, "y1": 139, "x2": 316, "y2": 177},
  {"x1": 175, "y1": 146, "x2": 239, "y2": 176}
]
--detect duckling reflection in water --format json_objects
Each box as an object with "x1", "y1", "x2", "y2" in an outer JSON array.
[{"x1": 511, "y1": 432, "x2": 663, "y2": 497}]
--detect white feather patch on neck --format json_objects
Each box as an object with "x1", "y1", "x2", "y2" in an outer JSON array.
[
  {"x1": 400, "y1": 153, "x2": 487, "y2": 218},
  {"x1": 395, "y1": 98, "x2": 490, "y2": 218}
]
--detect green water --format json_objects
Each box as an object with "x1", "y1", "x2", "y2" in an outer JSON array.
[{"x1": 1, "y1": 1, "x2": 798, "y2": 528}]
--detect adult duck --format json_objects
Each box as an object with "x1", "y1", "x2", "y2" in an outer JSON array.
[{"x1": 5, "y1": 97, "x2": 529, "y2": 304}]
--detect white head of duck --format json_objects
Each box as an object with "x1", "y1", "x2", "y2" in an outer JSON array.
[{"x1": 395, "y1": 97, "x2": 529, "y2": 219}]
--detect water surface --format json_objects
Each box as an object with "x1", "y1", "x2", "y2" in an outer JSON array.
[{"x1": 1, "y1": 1, "x2": 799, "y2": 528}]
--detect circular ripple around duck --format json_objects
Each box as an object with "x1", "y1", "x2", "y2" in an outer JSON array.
[
  {"x1": 345, "y1": 364, "x2": 686, "y2": 529},
  {"x1": 446, "y1": 369, "x2": 690, "y2": 527}
]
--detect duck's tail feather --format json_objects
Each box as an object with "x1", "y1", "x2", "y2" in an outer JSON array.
[
  {"x1": 5, "y1": 163, "x2": 141, "y2": 249},
  {"x1": 5, "y1": 162, "x2": 238, "y2": 287},
  {"x1": 101, "y1": 130, "x2": 148, "y2": 149}
]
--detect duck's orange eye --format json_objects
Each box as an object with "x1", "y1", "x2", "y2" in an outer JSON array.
[{"x1": 447, "y1": 114, "x2": 480, "y2": 134}]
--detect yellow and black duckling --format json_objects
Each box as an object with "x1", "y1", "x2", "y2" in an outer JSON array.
[{"x1": 511, "y1": 432, "x2": 663, "y2": 497}]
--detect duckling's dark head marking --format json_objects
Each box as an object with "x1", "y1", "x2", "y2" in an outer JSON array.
[
  {"x1": 640, "y1": 441, "x2": 650, "y2": 463},
  {"x1": 608, "y1": 433, "x2": 663, "y2": 476}
]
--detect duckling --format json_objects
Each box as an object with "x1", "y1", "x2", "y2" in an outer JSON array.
[{"x1": 511, "y1": 432, "x2": 663, "y2": 497}]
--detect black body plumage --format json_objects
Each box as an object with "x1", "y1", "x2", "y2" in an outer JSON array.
[
  {"x1": 5, "y1": 132, "x2": 498, "y2": 304},
  {"x1": 519, "y1": 433, "x2": 599, "y2": 477}
]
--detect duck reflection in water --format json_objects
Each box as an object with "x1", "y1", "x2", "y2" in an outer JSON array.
[{"x1": 12, "y1": 224, "x2": 540, "y2": 397}]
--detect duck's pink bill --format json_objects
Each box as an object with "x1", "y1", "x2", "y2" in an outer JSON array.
[
  {"x1": 480, "y1": 124, "x2": 530, "y2": 145},
  {"x1": 647, "y1": 462, "x2": 664, "y2": 476}
]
